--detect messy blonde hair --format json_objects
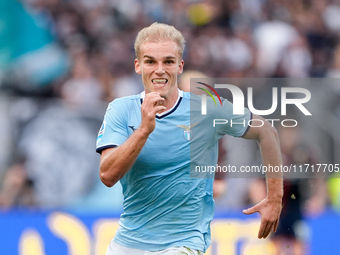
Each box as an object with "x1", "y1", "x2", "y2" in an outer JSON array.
[{"x1": 134, "y1": 22, "x2": 186, "y2": 60}]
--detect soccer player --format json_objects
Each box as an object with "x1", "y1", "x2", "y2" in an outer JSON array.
[{"x1": 96, "y1": 23, "x2": 283, "y2": 255}]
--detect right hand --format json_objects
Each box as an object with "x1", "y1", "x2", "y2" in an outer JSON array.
[
  {"x1": 140, "y1": 92, "x2": 166, "y2": 134},
  {"x1": 243, "y1": 197, "x2": 282, "y2": 239}
]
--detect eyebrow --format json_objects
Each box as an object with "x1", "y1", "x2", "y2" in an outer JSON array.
[{"x1": 143, "y1": 55, "x2": 176, "y2": 60}]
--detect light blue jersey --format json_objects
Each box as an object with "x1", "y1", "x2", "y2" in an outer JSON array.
[{"x1": 96, "y1": 90, "x2": 251, "y2": 252}]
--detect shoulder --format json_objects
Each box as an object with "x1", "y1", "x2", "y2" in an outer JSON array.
[
  {"x1": 108, "y1": 93, "x2": 141, "y2": 109},
  {"x1": 109, "y1": 94, "x2": 141, "y2": 105},
  {"x1": 105, "y1": 93, "x2": 141, "y2": 120}
]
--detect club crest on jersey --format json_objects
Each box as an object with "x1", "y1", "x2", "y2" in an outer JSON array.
[
  {"x1": 176, "y1": 123, "x2": 198, "y2": 141},
  {"x1": 97, "y1": 120, "x2": 106, "y2": 139}
]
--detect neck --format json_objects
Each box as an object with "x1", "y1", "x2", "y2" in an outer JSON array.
[{"x1": 162, "y1": 87, "x2": 179, "y2": 110}]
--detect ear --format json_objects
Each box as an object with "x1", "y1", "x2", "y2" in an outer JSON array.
[
  {"x1": 177, "y1": 60, "x2": 184, "y2": 75},
  {"x1": 135, "y1": 59, "x2": 142, "y2": 74}
]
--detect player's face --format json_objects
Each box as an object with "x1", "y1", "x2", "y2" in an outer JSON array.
[{"x1": 135, "y1": 40, "x2": 184, "y2": 99}]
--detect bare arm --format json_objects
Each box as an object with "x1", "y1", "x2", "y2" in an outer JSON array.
[
  {"x1": 99, "y1": 92, "x2": 166, "y2": 187},
  {"x1": 242, "y1": 114, "x2": 283, "y2": 239}
]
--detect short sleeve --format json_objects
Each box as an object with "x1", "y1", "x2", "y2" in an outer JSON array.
[{"x1": 96, "y1": 99, "x2": 129, "y2": 154}]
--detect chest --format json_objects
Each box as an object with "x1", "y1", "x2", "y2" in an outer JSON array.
[{"x1": 126, "y1": 111, "x2": 191, "y2": 168}]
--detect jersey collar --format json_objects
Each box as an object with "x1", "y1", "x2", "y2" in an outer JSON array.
[{"x1": 140, "y1": 89, "x2": 183, "y2": 119}]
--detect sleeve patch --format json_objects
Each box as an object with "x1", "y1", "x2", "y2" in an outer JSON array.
[{"x1": 97, "y1": 120, "x2": 106, "y2": 139}]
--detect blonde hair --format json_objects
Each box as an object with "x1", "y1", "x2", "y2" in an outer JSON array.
[{"x1": 134, "y1": 22, "x2": 186, "y2": 59}]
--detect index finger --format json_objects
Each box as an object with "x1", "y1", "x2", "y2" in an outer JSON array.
[
  {"x1": 144, "y1": 92, "x2": 161, "y2": 98},
  {"x1": 143, "y1": 94, "x2": 165, "y2": 105}
]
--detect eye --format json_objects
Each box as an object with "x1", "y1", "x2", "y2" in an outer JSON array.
[
  {"x1": 165, "y1": 60, "x2": 175, "y2": 64},
  {"x1": 145, "y1": 60, "x2": 154, "y2": 64}
]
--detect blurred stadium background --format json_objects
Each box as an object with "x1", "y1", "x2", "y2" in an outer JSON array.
[{"x1": 1, "y1": 0, "x2": 340, "y2": 254}]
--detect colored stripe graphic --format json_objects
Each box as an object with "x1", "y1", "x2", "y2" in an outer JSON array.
[
  {"x1": 197, "y1": 87, "x2": 217, "y2": 105},
  {"x1": 196, "y1": 82, "x2": 223, "y2": 105}
]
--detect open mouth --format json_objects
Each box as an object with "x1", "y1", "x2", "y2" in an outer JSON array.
[{"x1": 152, "y1": 78, "x2": 168, "y2": 86}]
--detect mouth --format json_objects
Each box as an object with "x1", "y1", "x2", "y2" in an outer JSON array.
[{"x1": 152, "y1": 78, "x2": 168, "y2": 87}]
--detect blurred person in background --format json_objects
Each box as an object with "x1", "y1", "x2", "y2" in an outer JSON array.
[
  {"x1": 14, "y1": 91, "x2": 102, "y2": 208},
  {"x1": 0, "y1": 46, "x2": 117, "y2": 210},
  {"x1": 0, "y1": 158, "x2": 35, "y2": 209}
]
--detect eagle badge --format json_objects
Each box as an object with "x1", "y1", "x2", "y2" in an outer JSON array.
[{"x1": 176, "y1": 123, "x2": 198, "y2": 141}]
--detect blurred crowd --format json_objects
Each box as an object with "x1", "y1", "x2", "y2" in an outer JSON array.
[
  {"x1": 2, "y1": 1, "x2": 340, "y2": 254},
  {"x1": 1, "y1": 0, "x2": 340, "y2": 231}
]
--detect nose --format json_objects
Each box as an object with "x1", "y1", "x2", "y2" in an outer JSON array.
[{"x1": 155, "y1": 62, "x2": 165, "y2": 75}]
